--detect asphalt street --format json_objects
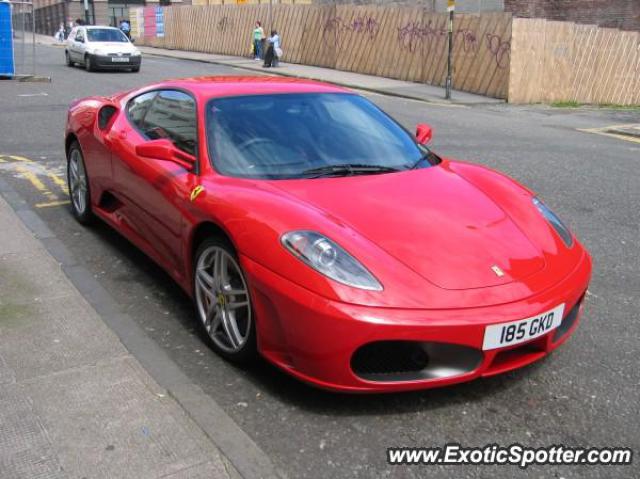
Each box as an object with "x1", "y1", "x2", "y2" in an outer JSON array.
[{"x1": 1, "y1": 45, "x2": 639, "y2": 479}]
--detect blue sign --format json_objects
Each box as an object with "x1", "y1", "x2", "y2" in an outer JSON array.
[
  {"x1": 0, "y1": 1, "x2": 15, "y2": 77},
  {"x1": 155, "y1": 7, "x2": 164, "y2": 38}
]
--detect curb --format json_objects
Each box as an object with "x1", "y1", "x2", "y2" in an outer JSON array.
[
  {"x1": 35, "y1": 38, "x2": 501, "y2": 106},
  {"x1": 139, "y1": 48, "x2": 496, "y2": 107},
  {"x1": 0, "y1": 176, "x2": 282, "y2": 479}
]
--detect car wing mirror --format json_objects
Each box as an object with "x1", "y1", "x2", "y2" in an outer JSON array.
[
  {"x1": 135, "y1": 139, "x2": 196, "y2": 172},
  {"x1": 415, "y1": 123, "x2": 433, "y2": 145}
]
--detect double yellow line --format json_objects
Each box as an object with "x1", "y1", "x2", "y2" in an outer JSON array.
[
  {"x1": 1, "y1": 154, "x2": 71, "y2": 208},
  {"x1": 578, "y1": 124, "x2": 640, "y2": 144}
]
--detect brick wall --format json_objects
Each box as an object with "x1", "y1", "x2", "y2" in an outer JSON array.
[{"x1": 504, "y1": 0, "x2": 640, "y2": 31}]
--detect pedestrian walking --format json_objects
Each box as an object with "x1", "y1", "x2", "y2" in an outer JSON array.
[
  {"x1": 119, "y1": 18, "x2": 131, "y2": 39},
  {"x1": 54, "y1": 23, "x2": 65, "y2": 43},
  {"x1": 252, "y1": 21, "x2": 264, "y2": 60},
  {"x1": 262, "y1": 29, "x2": 280, "y2": 68}
]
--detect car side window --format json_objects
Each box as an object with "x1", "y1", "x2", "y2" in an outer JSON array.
[
  {"x1": 141, "y1": 90, "x2": 197, "y2": 156},
  {"x1": 127, "y1": 91, "x2": 158, "y2": 131},
  {"x1": 75, "y1": 29, "x2": 84, "y2": 42}
]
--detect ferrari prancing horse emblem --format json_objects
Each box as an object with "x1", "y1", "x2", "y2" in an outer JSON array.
[
  {"x1": 190, "y1": 185, "x2": 205, "y2": 202},
  {"x1": 491, "y1": 265, "x2": 505, "y2": 277}
]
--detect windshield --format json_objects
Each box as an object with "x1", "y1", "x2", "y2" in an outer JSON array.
[
  {"x1": 87, "y1": 28, "x2": 129, "y2": 43},
  {"x1": 206, "y1": 93, "x2": 431, "y2": 179}
]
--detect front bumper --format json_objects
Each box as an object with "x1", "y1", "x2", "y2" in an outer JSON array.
[
  {"x1": 242, "y1": 251, "x2": 592, "y2": 393},
  {"x1": 91, "y1": 54, "x2": 141, "y2": 69}
]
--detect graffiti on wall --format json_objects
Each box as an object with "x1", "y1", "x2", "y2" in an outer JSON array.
[
  {"x1": 321, "y1": 15, "x2": 510, "y2": 69},
  {"x1": 322, "y1": 16, "x2": 380, "y2": 50},
  {"x1": 396, "y1": 20, "x2": 510, "y2": 68}
]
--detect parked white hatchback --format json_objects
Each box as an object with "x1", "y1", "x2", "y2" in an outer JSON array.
[{"x1": 65, "y1": 26, "x2": 142, "y2": 72}]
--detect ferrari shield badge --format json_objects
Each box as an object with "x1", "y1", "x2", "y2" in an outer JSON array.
[
  {"x1": 491, "y1": 265, "x2": 505, "y2": 277},
  {"x1": 190, "y1": 185, "x2": 205, "y2": 202}
]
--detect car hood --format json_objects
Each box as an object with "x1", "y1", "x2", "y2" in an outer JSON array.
[
  {"x1": 88, "y1": 42, "x2": 137, "y2": 54},
  {"x1": 270, "y1": 164, "x2": 546, "y2": 290}
]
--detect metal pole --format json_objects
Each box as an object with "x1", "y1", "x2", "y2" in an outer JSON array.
[
  {"x1": 84, "y1": 0, "x2": 89, "y2": 25},
  {"x1": 21, "y1": 3, "x2": 26, "y2": 72},
  {"x1": 31, "y1": 1, "x2": 35, "y2": 75},
  {"x1": 445, "y1": 3, "x2": 454, "y2": 100}
]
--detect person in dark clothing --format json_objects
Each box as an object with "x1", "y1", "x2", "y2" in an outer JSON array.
[{"x1": 262, "y1": 30, "x2": 280, "y2": 68}]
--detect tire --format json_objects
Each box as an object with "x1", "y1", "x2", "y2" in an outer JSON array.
[
  {"x1": 84, "y1": 54, "x2": 94, "y2": 72},
  {"x1": 67, "y1": 141, "x2": 94, "y2": 225},
  {"x1": 193, "y1": 237, "x2": 257, "y2": 364},
  {"x1": 65, "y1": 51, "x2": 73, "y2": 67}
]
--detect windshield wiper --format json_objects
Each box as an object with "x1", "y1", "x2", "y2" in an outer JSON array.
[
  {"x1": 301, "y1": 164, "x2": 401, "y2": 178},
  {"x1": 409, "y1": 153, "x2": 432, "y2": 170}
]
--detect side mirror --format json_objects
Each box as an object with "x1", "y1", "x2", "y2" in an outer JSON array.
[
  {"x1": 415, "y1": 123, "x2": 433, "y2": 145},
  {"x1": 136, "y1": 139, "x2": 196, "y2": 171}
]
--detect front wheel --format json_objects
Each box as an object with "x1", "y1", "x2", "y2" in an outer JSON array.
[
  {"x1": 84, "y1": 54, "x2": 94, "y2": 72},
  {"x1": 65, "y1": 51, "x2": 73, "y2": 67},
  {"x1": 67, "y1": 141, "x2": 93, "y2": 225},
  {"x1": 194, "y1": 238, "x2": 256, "y2": 363}
]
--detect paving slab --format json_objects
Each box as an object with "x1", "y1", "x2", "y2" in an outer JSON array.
[{"x1": 0, "y1": 194, "x2": 234, "y2": 479}]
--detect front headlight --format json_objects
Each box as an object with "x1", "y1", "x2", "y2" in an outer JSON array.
[
  {"x1": 92, "y1": 48, "x2": 107, "y2": 56},
  {"x1": 533, "y1": 197, "x2": 573, "y2": 247},
  {"x1": 281, "y1": 231, "x2": 383, "y2": 291},
  {"x1": 131, "y1": 50, "x2": 141, "y2": 56}
]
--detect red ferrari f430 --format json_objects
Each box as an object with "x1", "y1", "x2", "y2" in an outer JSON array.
[{"x1": 64, "y1": 76, "x2": 591, "y2": 392}]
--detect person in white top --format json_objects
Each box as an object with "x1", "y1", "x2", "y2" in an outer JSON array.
[{"x1": 262, "y1": 30, "x2": 281, "y2": 68}]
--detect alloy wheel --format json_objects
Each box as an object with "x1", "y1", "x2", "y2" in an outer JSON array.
[
  {"x1": 68, "y1": 148, "x2": 88, "y2": 215},
  {"x1": 195, "y1": 245, "x2": 252, "y2": 354}
]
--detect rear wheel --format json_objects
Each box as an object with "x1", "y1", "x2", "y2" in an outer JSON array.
[
  {"x1": 84, "y1": 54, "x2": 94, "y2": 72},
  {"x1": 67, "y1": 141, "x2": 93, "y2": 225},
  {"x1": 194, "y1": 238, "x2": 256, "y2": 363},
  {"x1": 65, "y1": 51, "x2": 73, "y2": 67}
]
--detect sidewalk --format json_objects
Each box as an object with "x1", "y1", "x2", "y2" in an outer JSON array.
[
  {"x1": 0, "y1": 194, "x2": 235, "y2": 478},
  {"x1": 34, "y1": 33, "x2": 502, "y2": 105}
]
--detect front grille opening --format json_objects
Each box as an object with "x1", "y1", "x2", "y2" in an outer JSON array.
[
  {"x1": 553, "y1": 294, "x2": 584, "y2": 342},
  {"x1": 351, "y1": 341, "x2": 482, "y2": 382},
  {"x1": 352, "y1": 341, "x2": 428, "y2": 377},
  {"x1": 487, "y1": 338, "x2": 546, "y2": 376}
]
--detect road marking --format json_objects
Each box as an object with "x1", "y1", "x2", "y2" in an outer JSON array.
[
  {"x1": 18, "y1": 92, "x2": 48, "y2": 97},
  {"x1": 9, "y1": 155, "x2": 32, "y2": 162},
  {"x1": 15, "y1": 165, "x2": 59, "y2": 201},
  {"x1": 35, "y1": 199, "x2": 70, "y2": 208},
  {"x1": 47, "y1": 171, "x2": 68, "y2": 194},
  {"x1": 578, "y1": 123, "x2": 640, "y2": 144}
]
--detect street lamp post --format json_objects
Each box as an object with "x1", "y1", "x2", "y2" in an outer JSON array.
[
  {"x1": 83, "y1": 0, "x2": 90, "y2": 25},
  {"x1": 445, "y1": 0, "x2": 455, "y2": 99}
]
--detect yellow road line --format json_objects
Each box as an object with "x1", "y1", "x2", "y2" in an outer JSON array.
[
  {"x1": 15, "y1": 166, "x2": 58, "y2": 201},
  {"x1": 35, "y1": 200, "x2": 71, "y2": 208},
  {"x1": 9, "y1": 155, "x2": 33, "y2": 162},
  {"x1": 47, "y1": 172, "x2": 68, "y2": 194},
  {"x1": 578, "y1": 126, "x2": 640, "y2": 144}
]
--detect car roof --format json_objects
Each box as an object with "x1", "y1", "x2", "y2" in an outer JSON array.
[
  {"x1": 136, "y1": 76, "x2": 351, "y2": 101},
  {"x1": 84, "y1": 25, "x2": 121, "y2": 30}
]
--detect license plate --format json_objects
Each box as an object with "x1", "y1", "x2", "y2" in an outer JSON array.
[
  {"x1": 111, "y1": 57, "x2": 129, "y2": 62},
  {"x1": 482, "y1": 303, "x2": 565, "y2": 350}
]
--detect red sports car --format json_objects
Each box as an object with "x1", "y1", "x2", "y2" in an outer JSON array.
[{"x1": 65, "y1": 76, "x2": 591, "y2": 393}]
